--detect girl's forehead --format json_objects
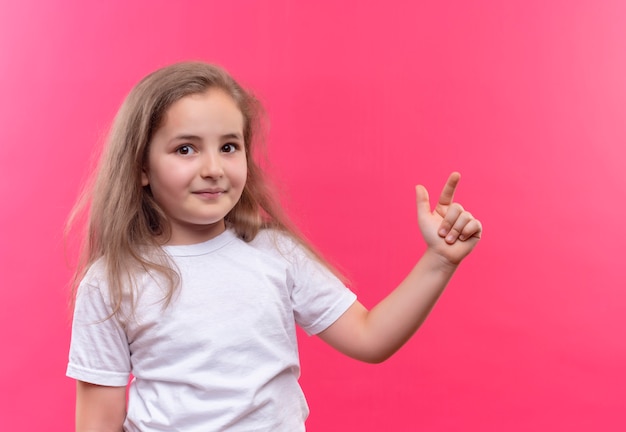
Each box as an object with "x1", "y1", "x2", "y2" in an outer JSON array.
[{"x1": 157, "y1": 89, "x2": 244, "y2": 136}]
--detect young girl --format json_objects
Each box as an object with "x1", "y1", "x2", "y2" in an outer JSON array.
[{"x1": 67, "y1": 61, "x2": 482, "y2": 431}]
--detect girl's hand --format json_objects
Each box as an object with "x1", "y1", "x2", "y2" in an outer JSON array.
[
  {"x1": 319, "y1": 172, "x2": 482, "y2": 363},
  {"x1": 416, "y1": 172, "x2": 482, "y2": 266}
]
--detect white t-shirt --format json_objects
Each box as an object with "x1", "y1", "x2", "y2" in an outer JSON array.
[{"x1": 67, "y1": 229, "x2": 356, "y2": 431}]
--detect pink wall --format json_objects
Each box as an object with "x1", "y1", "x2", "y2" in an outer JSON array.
[{"x1": 1, "y1": 0, "x2": 624, "y2": 430}]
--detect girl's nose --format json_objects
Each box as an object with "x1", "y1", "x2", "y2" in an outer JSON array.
[{"x1": 200, "y1": 151, "x2": 224, "y2": 178}]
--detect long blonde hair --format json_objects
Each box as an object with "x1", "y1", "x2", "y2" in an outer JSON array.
[{"x1": 68, "y1": 61, "x2": 342, "y2": 317}]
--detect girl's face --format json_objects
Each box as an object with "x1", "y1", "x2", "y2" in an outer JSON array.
[{"x1": 142, "y1": 89, "x2": 247, "y2": 245}]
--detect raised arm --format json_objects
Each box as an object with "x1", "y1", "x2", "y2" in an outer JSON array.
[
  {"x1": 76, "y1": 381, "x2": 126, "y2": 432},
  {"x1": 318, "y1": 172, "x2": 482, "y2": 363}
]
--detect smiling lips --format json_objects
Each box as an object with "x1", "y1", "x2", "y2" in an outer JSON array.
[{"x1": 193, "y1": 188, "x2": 226, "y2": 199}]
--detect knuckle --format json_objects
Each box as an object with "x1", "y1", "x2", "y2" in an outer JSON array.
[{"x1": 440, "y1": 220, "x2": 452, "y2": 229}]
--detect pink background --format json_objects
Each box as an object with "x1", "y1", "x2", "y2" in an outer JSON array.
[{"x1": 1, "y1": 0, "x2": 625, "y2": 430}]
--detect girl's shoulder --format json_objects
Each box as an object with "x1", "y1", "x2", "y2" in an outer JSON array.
[
  {"x1": 250, "y1": 228, "x2": 293, "y2": 246},
  {"x1": 248, "y1": 228, "x2": 324, "y2": 273},
  {"x1": 73, "y1": 257, "x2": 115, "y2": 308},
  {"x1": 249, "y1": 228, "x2": 302, "y2": 257},
  {"x1": 78, "y1": 255, "x2": 148, "y2": 294},
  {"x1": 81, "y1": 257, "x2": 108, "y2": 286}
]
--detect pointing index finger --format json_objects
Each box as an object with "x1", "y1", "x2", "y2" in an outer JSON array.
[{"x1": 438, "y1": 172, "x2": 461, "y2": 207}]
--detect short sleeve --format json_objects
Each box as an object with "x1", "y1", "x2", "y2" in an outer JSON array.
[
  {"x1": 286, "y1": 242, "x2": 357, "y2": 336},
  {"x1": 66, "y1": 275, "x2": 131, "y2": 386}
]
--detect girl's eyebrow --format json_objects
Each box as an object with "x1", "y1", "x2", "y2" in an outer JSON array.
[
  {"x1": 172, "y1": 133, "x2": 243, "y2": 141},
  {"x1": 172, "y1": 134, "x2": 201, "y2": 141},
  {"x1": 221, "y1": 133, "x2": 244, "y2": 140}
]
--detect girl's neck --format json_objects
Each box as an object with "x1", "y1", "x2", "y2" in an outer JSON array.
[{"x1": 159, "y1": 220, "x2": 227, "y2": 246}]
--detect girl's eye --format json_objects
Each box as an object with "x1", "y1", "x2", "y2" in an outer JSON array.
[
  {"x1": 221, "y1": 143, "x2": 238, "y2": 153},
  {"x1": 176, "y1": 145, "x2": 195, "y2": 155}
]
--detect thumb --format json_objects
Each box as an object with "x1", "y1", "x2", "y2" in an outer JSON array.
[{"x1": 415, "y1": 185, "x2": 431, "y2": 219}]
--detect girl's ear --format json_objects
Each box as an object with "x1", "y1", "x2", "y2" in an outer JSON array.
[{"x1": 141, "y1": 168, "x2": 150, "y2": 186}]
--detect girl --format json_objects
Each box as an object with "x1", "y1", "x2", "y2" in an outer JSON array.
[{"x1": 67, "y1": 61, "x2": 482, "y2": 431}]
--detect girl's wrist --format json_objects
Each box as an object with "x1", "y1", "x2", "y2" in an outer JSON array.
[{"x1": 422, "y1": 247, "x2": 460, "y2": 274}]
